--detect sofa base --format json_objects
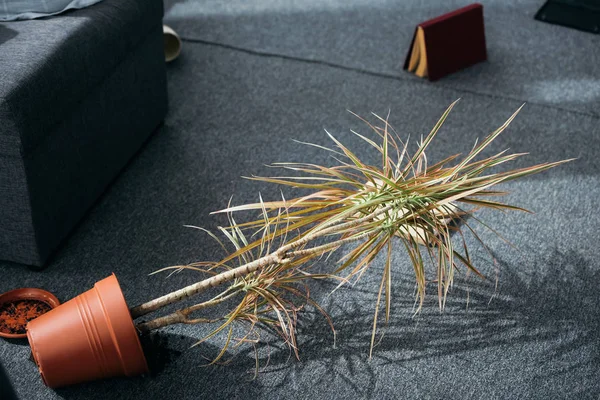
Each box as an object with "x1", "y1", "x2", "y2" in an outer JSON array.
[{"x1": 0, "y1": 25, "x2": 167, "y2": 266}]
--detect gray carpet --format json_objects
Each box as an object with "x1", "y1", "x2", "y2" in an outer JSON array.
[{"x1": 1, "y1": 0, "x2": 600, "y2": 398}]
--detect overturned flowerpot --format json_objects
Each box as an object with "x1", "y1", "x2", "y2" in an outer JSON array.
[{"x1": 26, "y1": 274, "x2": 148, "y2": 388}]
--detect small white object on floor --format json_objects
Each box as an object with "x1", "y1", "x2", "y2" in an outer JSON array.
[{"x1": 163, "y1": 24, "x2": 181, "y2": 62}]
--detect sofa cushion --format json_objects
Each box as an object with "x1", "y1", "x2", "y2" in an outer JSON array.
[
  {"x1": 0, "y1": 0, "x2": 104, "y2": 21},
  {"x1": 0, "y1": 0, "x2": 163, "y2": 157}
]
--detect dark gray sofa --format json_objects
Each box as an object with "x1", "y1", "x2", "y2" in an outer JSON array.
[{"x1": 0, "y1": 0, "x2": 168, "y2": 266}]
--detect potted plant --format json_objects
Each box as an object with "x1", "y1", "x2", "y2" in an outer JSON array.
[{"x1": 26, "y1": 102, "x2": 571, "y2": 387}]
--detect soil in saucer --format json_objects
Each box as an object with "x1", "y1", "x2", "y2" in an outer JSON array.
[{"x1": 0, "y1": 300, "x2": 52, "y2": 335}]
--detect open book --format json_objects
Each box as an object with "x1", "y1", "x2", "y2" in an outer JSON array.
[
  {"x1": 404, "y1": 3, "x2": 487, "y2": 81},
  {"x1": 406, "y1": 26, "x2": 428, "y2": 78}
]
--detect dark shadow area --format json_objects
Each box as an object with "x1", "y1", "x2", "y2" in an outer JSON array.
[
  {"x1": 55, "y1": 332, "x2": 265, "y2": 399},
  {"x1": 28, "y1": 121, "x2": 168, "y2": 272},
  {"x1": 535, "y1": 0, "x2": 600, "y2": 34},
  {"x1": 0, "y1": 25, "x2": 17, "y2": 45},
  {"x1": 0, "y1": 360, "x2": 18, "y2": 400},
  {"x1": 238, "y1": 248, "x2": 600, "y2": 398},
  {"x1": 0, "y1": 337, "x2": 30, "y2": 347}
]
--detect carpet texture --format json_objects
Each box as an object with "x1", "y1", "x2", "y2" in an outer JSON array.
[{"x1": 1, "y1": 0, "x2": 599, "y2": 399}]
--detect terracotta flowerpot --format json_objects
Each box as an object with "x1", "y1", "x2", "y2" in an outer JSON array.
[{"x1": 26, "y1": 274, "x2": 148, "y2": 388}]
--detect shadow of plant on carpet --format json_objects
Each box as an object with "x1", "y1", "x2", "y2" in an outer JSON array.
[
  {"x1": 234, "y1": 248, "x2": 599, "y2": 397},
  {"x1": 51, "y1": 249, "x2": 599, "y2": 399}
]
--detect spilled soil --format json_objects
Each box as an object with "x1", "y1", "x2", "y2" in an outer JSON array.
[{"x1": 0, "y1": 300, "x2": 51, "y2": 335}]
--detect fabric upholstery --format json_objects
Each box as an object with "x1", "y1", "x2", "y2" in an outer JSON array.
[
  {"x1": 0, "y1": 0, "x2": 164, "y2": 156},
  {"x1": 0, "y1": 152, "x2": 37, "y2": 264},
  {"x1": 0, "y1": 0, "x2": 167, "y2": 265},
  {"x1": 24, "y1": 25, "x2": 167, "y2": 265},
  {"x1": 0, "y1": 0, "x2": 104, "y2": 21}
]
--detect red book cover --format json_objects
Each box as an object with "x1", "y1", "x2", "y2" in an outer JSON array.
[{"x1": 404, "y1": 3, "x2": 487, "y2": 81}]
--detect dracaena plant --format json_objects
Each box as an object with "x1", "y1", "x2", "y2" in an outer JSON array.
[{"x1": 129, "y1": 101, "x2": 571, "y2": 363}]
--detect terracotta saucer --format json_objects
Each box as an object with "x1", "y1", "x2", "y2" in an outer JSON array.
[{"x1": 0, "y1": 288, "x2": 60, "y2": 339}]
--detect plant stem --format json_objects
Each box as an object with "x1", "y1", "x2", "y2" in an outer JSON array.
[
  {"x1": 136, "y1": 311, "x2": 186, "y2": 333},
  {"x1": 129, "y1": 205, "x2": 396, "y2": 321},
  {"x1": 130, "y1": 252, "x2": 285, "y2": 319},
  {"x1": 135, "y1": 229, "x2": 381, "y2": 331},
  {"x1": 136, "y1": 293, "x2": 235, "y2": 333}
]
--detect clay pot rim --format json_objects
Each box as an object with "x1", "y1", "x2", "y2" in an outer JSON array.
[{"x1": 0, "y1": 288, "x2": 60, "y2": 339}]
